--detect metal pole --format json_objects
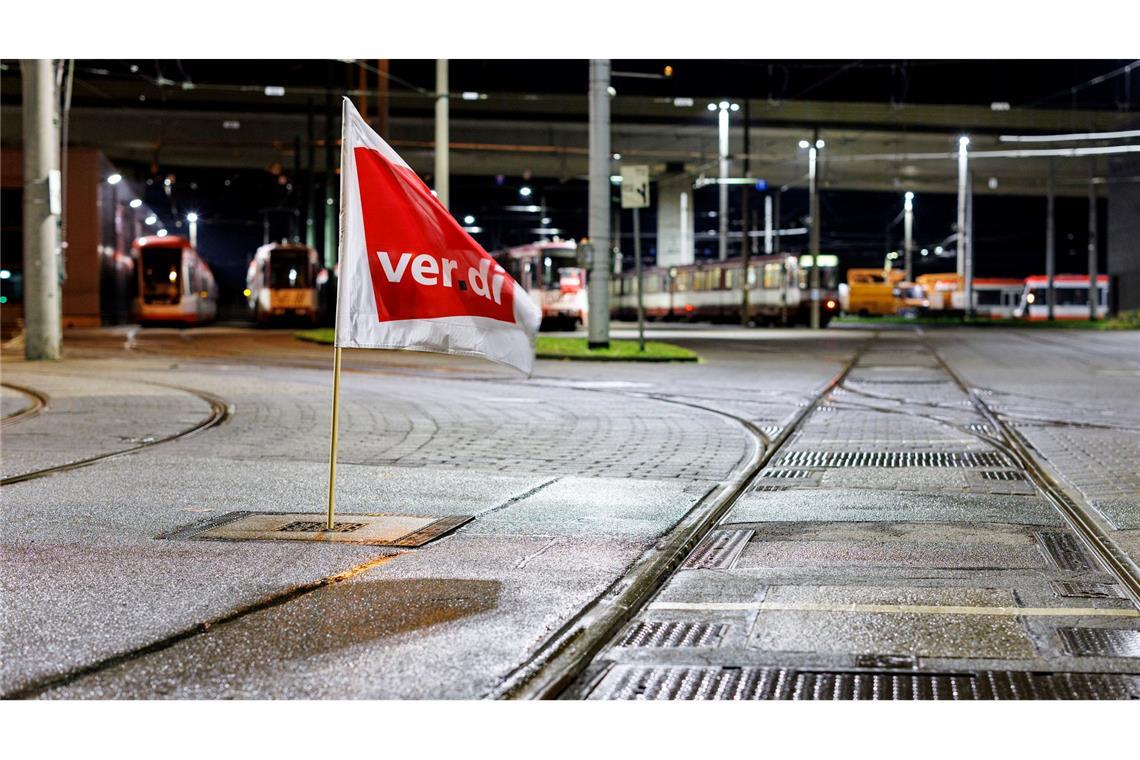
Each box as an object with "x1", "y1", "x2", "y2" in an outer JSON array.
[
  {"x1": 965, "y1": 170, "x2": 974, "y2": 318},
  {"x1": 718, "y1": 104, "x2": 729, "y2": 261},
  {"x1": 1046, "y1": 162, "x2": 1055, "y2": 321},
  {"x1": 21, "y1": 59, "x2": 61, "y2": 361},
  {"x1": 377, "y1": 60, "x2": 390, "y2": 138},
  {"x1": 435, "y1": 59, "x2": 449, "y2": 209},
  {"x1": 323, "y1": 63, "x2": 336, "y2": 269},
  {"x1": 634, "y1": 207, "x2": 644, "y2": 351},
  {"x1": 956, "y1": 136, "x2": 969, "y2": 280},
  {"x1": 764, "y1": 194, "x2": 773, "y2": 255},
  {"x1": 809, "y1": 129, "x2": 821, "y2": 329},
  {"x1": 326, "y1": 346, "x2": 343, "y2": 530},
  {"x1": 775, "y1": 191, "x2": 786, "y2": 326},
  {"x1": 306, "y1": 98, "x2": 316, "y2": 249},
  {"x1": 903, "y1": 192, "x2": 914, "y2": 281},
  {"x1": 740, "y1": 101, "x2": 750, "y2": 325},
  {"x1": 1088, "y1": 177, "x2": 1098, "y2": 320},
  {"x1": 587, "y1": 59, "x2": 611, "y2": 349}
]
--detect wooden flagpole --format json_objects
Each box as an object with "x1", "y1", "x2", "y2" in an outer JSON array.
[
  {"x1": 326, "y1": 97, "x2": 350, "y2": 531},
  {"x1": 326, "y1": 345, "x2": 343, "y2": 530}
]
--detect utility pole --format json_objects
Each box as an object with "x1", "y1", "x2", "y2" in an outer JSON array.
[
  {"x1": 809, "y1": 129, "x2": 821, "y2": 329},
  {"x1": 323, "y1": 62, "x2": 336, "y2": 270},
  {"x1": 587, "y1": 59, "x2": 611, "y2": 349},
  {"x1": 21, "y1": 59, "x2": 61, "y2": 360},
  {"x1": 1046, "y1": 162, "x2": 1055, "y2": 321},
  {"x1": 1088, "y1": 176, "x2": 1098, "y2": 320},
  {"x1": 903, "y1": 191, "x2": 914, "y2": 281},
  {"x1": 764, "y1": 194, "x2": 773, "y2": 255},
  {"x1": 965, "y1": 170, "x2": 974, "y2": 318},
  {"x1": 775, "y1": 191, "x2": 786, "y2": 326},
  {"x1": 435, "y1": 59, "x2": 449, "y2": 209},
  {"x1": 306, "y1": 97, "x2": 316, "y2": 249},
  {"x1": 717, "y1": 102, "x2": 730, "y2": 261},
  {"x1": 740, "y1": 100, "x2": 751, "y2": 325},
  {"x1": 956, "y1": 136, "x2": 969, "y2": 281}
]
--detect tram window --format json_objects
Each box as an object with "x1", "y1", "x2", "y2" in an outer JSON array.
[
  {"x1": 269, "y1": 250, "x2": 312, "y2": 289},
  {"x1": 645, "y1": 276, "x2": 658, "y2": 294},
  {"x1": 675, "y1": 272, "x2": 691, "y2": 292},
  {"x1": 763, "y1": 263, "x2": 781, "y2": 289},
  {"x1": 747, "y1": 266, "x2": 758, "y2": 286},
  {"x1": 711, "y1": 268, "x2": 722, "y2": 290},
  {"x1": 140, "y1": 249, "x2": 182, "y2": 304},
  {"x1": 725, "y1": 269, "x2": 735, "y2": 289},
  {"x1": 976, "y1": 289, "x2": 1003, "y2": 306}
]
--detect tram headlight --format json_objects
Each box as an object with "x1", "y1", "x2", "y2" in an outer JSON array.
[
  {"x1": 1026, "y1": 293, "x2": 1036, "y2": 304},
  {"x1": 243, "y1": 288, "x2": 252, "y2": 297}
]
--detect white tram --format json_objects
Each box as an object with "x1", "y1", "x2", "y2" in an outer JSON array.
[
  {"x1": 494, "y1": 241, "x2": 588, "y2": 329},
  {"x1": 1014, "y1": 274, "x2": 1109, "y2": 320},
  {"x1": 245, "y1": 242, "x2": 321, "y2": 324},
  {"x1": 134, "y1": 235, "x2": 218, "y2": 325}
]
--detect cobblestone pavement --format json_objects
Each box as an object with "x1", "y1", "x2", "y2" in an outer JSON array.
[{"x1": 580, "y1": 328, "x2": 1140, "y2": 700}]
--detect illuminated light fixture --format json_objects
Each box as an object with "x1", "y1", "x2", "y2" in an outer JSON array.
[
  {"x1": 264, "y1": 85, "x2": 286, "y2": 97},
  {"x1": 1000, "y1": 128, "x2": 1140, "y2": 143},
  {"x1": 243, "y1": 288, "x2": 252, "y2": 297},
  {"x1": 168, "y1": 270, "x2": 177, "y2": 282},
  {"x1": 707, "y1": 103, "x2": 718, "y2": 111},
  {"x1": 730, "y1": 103, "x2": 740, "y2": 112},
  {"x1": 798, "y1": 140, "x2": 811, "y2": 149},
  {"x1": 0, "y1": 269, "x2": 10, "y2": 280},
  {"x1": 990, "y1": 101, "x2": 1011, "y2": 111},
  {"x1": 959, "y1": 135, "x2": 970, "y2": 149},
  {"x1": 164, "y1": 177, "x2": 173, "y2": 187},
  {"x1": 518, "y1": 185, "x2": 533, "y2": 198},
  {"x1": 921, "y1": 248, "x2": 929, "y2": 256},
  {"x1": 222, "y1": 120, "x2": 241, "y2": 130},
  {"x1": 610, "y1": 175, "x2": 622, "y2": 184},
  {"x1": 157, "y1": 229, "x2": 168, "y2": 237},
  {"x1": 663, "y1": 65, "x2": 673, "y2": 78},
  {"x1": 718, "y1": 101, "x2": 729, "y2": 110},
  {"x1": 129, "y1": 199, "x2": 143, "y2": 209},
  {"x1": 612, "y1": 152, "x2": 622, "y2": 160},
  {"x1": 541, "y1": 217, "x2": 551, "y2": 225},
  {"x1": 935, "y1": 245, "x2": 944, "y2": 254},
  {"x1": 186, "y1": 212, "x2": 199, "y2": 223},
  {"x1": 1026, "y1": 293, "x2": 1036, "y2": 304},
  {"x1": 107, "y1": 174, "x2": 122, "y2": 185},
  {"x1": 606, "y1": 86, "x2": 617, "y2": 96},
  {"x1": 816, "y1": 139, "x2": 826, "y2": 149},
  {"x1": 504, "y1": 204, "x2": 541, "y2": 213},
  {"x1": 145, "y1": 215, "x2": 158, "y2": 226},
  {"x1": 461, "y1": 91, "x2": 479, "y2": 101},
  {"x1": 988, "y1": 177, "x2": 999, "y2": 190},
  {"x1": 673, "y1": 97, "x2": 694, "y2": 107},
  {"x1": 463, "y1": 214, "x2": 475, "y2": 225},
  {"x1": 463, "y1": 225, "x2": 483, "y2": 234}
]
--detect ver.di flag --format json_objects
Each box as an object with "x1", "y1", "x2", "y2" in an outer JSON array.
[{"x1": 335, "y1": 97, "x2": 541, "y2": 373}]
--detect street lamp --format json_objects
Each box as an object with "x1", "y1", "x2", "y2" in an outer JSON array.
[
  {"x1": 186, "y1": 212, "x2": 199, "y2": 248},
  {"x1": 903, "y1": 191, "x2": 914, "y2": 281},
  {"x1": 519, "y1": 185, "x2": 533, "y2": 198},
  {"x1": 709, "y1": 101, "x2": 736, "y2": 261},
  {"x1": 956, "y1": 135, "x2": 971, "y2": 316},
  {"x1": 801, "y1": 132, "x2": 823, "y2": 328}
]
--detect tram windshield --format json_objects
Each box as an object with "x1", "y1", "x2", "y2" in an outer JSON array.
[
  {"x1": 541, "y1": 252, "x2": 578, "y2": 289},
  {"x1": 269, "y1": 249, "x2": 312, "y2": 289},
  {"x1": 140, "y1": 248, "x2": 182, "y2": 304}
]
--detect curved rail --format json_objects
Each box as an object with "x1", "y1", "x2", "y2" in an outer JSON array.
[
  {"x1": 1, "y1": 382, "x2": 49, "y2": 425},
  {"x1": 1, "y1": 382, "x2": 231, "y2": 487}
]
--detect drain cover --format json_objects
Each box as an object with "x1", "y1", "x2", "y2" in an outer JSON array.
[
  {"x1": 775, "y1": 451, "x2": 1010, "y2": 468},
  {"x1": 1034, "y1": 532, "x2": 1098, "y2": 572},
  {"x1": 761, "y1": 469, "x2": 815, "y2": 479},
  {"x1": 591, "y1": 666, "x2": 1140, "y2": 700},
  {"x1": 981, "y1": 471, "x2": 1026, "y2": 481},
  {"x1": 1058, "y1": 627, "x2": 1140, "y2": 658},
  {"x1": 162, "y1": 511, "x2": 472, "y2": 547},
  {"x1": 683, "y1": 529, "x2": 753, "y2": 570},
  {"x1": 618, "y1": 621, "x2": 728, "y2": 648}
]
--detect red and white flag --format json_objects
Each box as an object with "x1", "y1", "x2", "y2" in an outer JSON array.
[{"x1": 335, "y1": 98, "x2": 541, "y2": 373}]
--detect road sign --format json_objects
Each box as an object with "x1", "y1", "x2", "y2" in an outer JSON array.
[{"x1": 620, "y1": 165, "x2": 650, "y2": 209}]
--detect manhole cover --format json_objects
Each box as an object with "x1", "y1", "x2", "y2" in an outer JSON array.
[
  {"x1": 161, "y1": 511, "x2": 472, "y2": 547},
  {"x1": 1058, "y1": 627, "x2": 1140, "y2": 658},
  {"x1": 590, "y1": 666, "x2": 1140, "y2": 700}
]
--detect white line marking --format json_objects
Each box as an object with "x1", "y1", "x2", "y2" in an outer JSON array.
[{"x1": 648, "y1": 601, "x2": 1140, "y2": 617}]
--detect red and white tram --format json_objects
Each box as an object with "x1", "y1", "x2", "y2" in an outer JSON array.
[
  {"x1": 134, "y1": 235, "x2": 217, "y2": 325},
  {"x1": 970, "y1": 278, "x2": 1025, "y2": 319},
  {"x1": 245, "y1": 242, "x2": 321, "y2": 323},
  {"x1": 1014, "y1": 274, "x2": 1109, "y2": 320},
  {"x1": 494, "y1": 241, "x2": 587, "y2": 329},
  {"x1": 612, "y1": 254, "x2": 839, "y2": 326}
]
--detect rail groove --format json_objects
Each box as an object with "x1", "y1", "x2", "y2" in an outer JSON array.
[
  {"x1": 489, "y1": 335, "x2": 875, "y2": 699},
  {"x1": 1, "y1": 382, "x2": 49, "y2": 425},
  {"x1": 0, "y1": 381, "x2": 231, "y2": 487}
]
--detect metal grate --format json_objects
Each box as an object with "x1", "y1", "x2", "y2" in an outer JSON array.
[
  {"x1": 682, "y1": 529, "x2": 753, "y2": 570},
  {"x1": 278, "y1": 521, "x2": 366, "y2": 533},
  {"x1": 967, "y1": 423, "x2": 993, "y2": 435},
  {"x1": 1034, "y1": 532, "x2": 1098, "y2": 572},
  {"x1": 618, "y1": 621, "x2": 728, "y2": 648},
  {"x1": 775, "y1": 450, "x2": 1010, "y2": 469},
  {"x1": 752, "y1": 485, "x2": 790, "y2": 492},
  {"x1": 760, "y1": 425, "x2": 782, "y2": 439},
  {"x1": 761, "y1": 469, "x2": 815, "y2": 479},
  {"x1": 981, "y1": 470, "x2": 1026, "y2": 481},
  {"x1": 592, "y1": 666, "x2": 1140, "y2": 700},
  {"x1": 1058, "y1": 627, "x2": 1140, "y2": 658},
  {"x1": 1053, "y1": 581, "x2": 1126, "y2": 600}
]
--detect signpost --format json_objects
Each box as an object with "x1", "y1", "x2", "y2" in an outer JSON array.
[{"x1": 621, "y1": 165, "x2": 650, "y2": 351}]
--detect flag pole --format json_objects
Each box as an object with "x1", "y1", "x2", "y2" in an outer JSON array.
[
  {"x1": 326, "y1": 97, "x2": 350, "y2": 531},
  {"x1": 326, "y1": 345, "x2": 343, "y2": 530}
]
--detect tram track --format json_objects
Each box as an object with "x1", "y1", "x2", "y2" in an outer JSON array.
[
  {"x1": 0, "y1": 380, "x2": 232, "y2": 487},
  {"x1": 1, "y1": 382, "x2": 49, "y2": 425},
  {"x1": 489, "y1": 334, "x2": 876, "y2": 699}
]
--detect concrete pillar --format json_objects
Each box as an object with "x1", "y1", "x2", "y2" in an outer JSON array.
[
  {"x1": 587, "y1": 59, "x2": 611, "y2": 349},
  {"x1": 656, "y1": 173, "x2": 696, "y2": 269},
  {"x1": 21, "y1": 59, "x2": 61, "y2": 360},
  {"x1": 1107, "y1": 150, "x2": 1140, "y2": 313}
]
